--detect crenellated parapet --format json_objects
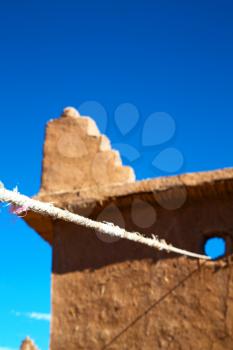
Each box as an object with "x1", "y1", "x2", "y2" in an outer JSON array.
[{"x1": 40, "y1": 107, "x2": 135, "y2": 194}]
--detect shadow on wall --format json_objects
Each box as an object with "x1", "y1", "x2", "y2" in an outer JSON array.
[{"x1": 52, "y1": 196, "x2": 233, "y2": 274}]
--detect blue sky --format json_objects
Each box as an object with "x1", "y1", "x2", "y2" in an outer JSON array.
[{"x1": 0, "y1": 1, "x2": 233, "y2": 349}]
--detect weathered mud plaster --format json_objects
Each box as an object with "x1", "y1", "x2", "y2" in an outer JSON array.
[{"x1": 23, "y1": 108, "x2": 233, "y2": 350}]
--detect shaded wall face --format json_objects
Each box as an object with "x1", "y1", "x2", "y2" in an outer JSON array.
[{"x1": 50, "y1": 197, "x2": 233, "y2": 350}]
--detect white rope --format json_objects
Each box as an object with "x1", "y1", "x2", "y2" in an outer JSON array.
[{"x1": 0, "y1": 184, "x2": 209, "y2": 260}]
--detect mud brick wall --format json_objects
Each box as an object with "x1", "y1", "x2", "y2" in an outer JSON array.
[
  {"x1": 50, "y1": 196, "x2": 233, "y2": 350},
  {"x1": 23, "y1": 108, "x2": 233, "y2": 350}
]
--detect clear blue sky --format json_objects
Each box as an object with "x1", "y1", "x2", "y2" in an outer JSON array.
[{"x1": 0, "y1": 1, "x2": 233, "y2": 349}]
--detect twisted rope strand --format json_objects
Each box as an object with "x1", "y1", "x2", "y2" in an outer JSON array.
[{"x1": 0, "y1": 185, "x2": 209, "y2": 260}]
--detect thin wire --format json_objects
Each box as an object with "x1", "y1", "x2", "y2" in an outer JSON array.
[{"x1": 102, "y1": 260, "x2": 207, "y2": 349}]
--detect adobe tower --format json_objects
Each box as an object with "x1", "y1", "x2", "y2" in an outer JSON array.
[{"x1": 23, "y1": 108, "x2": 233, "y2": 349}]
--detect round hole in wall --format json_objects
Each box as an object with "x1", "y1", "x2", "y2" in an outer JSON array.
[{"x1": 204, "y1": 236, "x2": 226, "y2": 260}]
